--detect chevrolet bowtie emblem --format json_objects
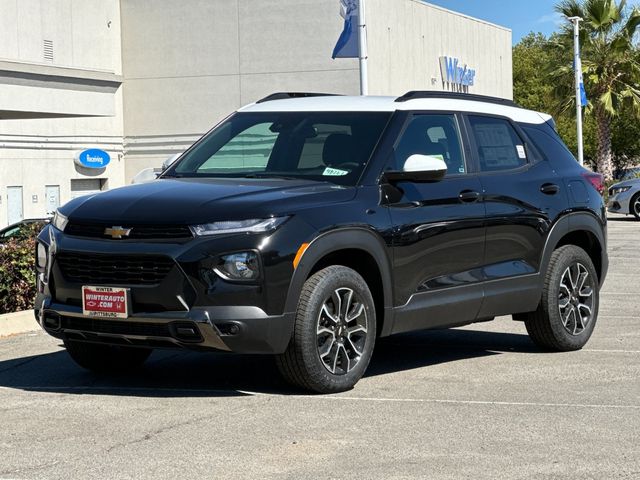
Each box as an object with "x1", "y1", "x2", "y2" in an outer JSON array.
[{"x1": 104, "y1": 226, "x2": 132, "y2": 239}]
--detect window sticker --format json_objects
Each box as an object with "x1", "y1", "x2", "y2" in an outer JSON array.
[
  {"x1": 516, "y1": 145, "x2": 527, "y2": 159},
  {"x1": 323, "y1": 167, "x2": 350, "y2": 176}
]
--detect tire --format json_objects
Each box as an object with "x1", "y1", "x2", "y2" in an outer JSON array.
[
  {"x1": 630, "y1": 192, "x2": 640, "y2": 220},
  {"x1": 64, "y1": 340, "x2": 152, "y2": 373},
  {"x1": 525, "y1": 245, "x2": 599, "y2": 351},
  {"x1": 276, "y1": 265, "x2": 376, "y2": 393}
]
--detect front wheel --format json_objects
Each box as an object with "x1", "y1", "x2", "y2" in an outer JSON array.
[
  {"x1": 630, "y1": 192, "x2": 640, "y2": 220},
  {"x1": 524, "y1": 245, "x2": 599, "y2": 351},
  {"x1": 64, "y1": 340, "x2": 152, "y2": 373},
  {"x1": 276, "y1": 266, "x2": 376, "y2": 393}
]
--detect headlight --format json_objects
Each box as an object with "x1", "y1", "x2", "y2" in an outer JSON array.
[
  {"x1": 190, "y1": 217, "x2": 288, "y2": 237},
  {"x1": 215, "y1": 252, "x2": 260, "y2": 280},
  {"x1": 610, "y1": 186, "x2": 631, "y2": 195},
  {"x1": 51, "y1": 211, "x2": 69, "y2": 232},
  {"x1": 36, "y1": 242, "x2": 48, "y2": 269}
]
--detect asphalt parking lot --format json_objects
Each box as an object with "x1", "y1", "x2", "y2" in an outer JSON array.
[{"x1": 1, "y1": 215, "x2": 638, "y2": 480}]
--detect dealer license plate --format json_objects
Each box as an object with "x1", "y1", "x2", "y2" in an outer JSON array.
[{"x1": 82, "y1": 286, "x2": 130, "y2": 318}]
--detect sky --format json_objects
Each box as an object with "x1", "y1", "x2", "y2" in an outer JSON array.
[{"x1": 423, "y1": 0, "x2": 570, "y2": 44}]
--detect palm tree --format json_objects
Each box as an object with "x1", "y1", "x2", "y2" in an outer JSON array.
[{"x1": 554, "y1": 0, "x2": 640, "y2": 181}]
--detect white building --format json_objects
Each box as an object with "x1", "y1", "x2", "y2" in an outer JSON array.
[{"x1": 0, "y1": 0, "x2": 512, "y2": 227}]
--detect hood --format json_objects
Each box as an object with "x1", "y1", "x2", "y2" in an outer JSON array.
[
  {"x1": 611, "y1": 178, "x2": 640, "y2": 189},
  {"x1": 60, "y1": 178, "x2": 356, "y2": 225}
]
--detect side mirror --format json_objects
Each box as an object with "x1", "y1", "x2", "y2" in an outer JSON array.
[
  {"x1": 162, "y1": 153, "x2": 181, "y2": 171},
  {"x1": 131, "y1": 167, "x2": 161, "y2": 184},
  {"x1": 384, "y1": 154, "x2": 448, "y2": 183}
]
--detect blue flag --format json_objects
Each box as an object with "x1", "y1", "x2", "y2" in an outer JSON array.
[
  {"x1": 579, "y1": 80, "x2": 588, "y2": 107},
  {"x1": 332, "y1": 0, "x2": 359, "y2": 59},
  {"x1": 574, "y1": 57, "x2": 588, "y2": 107}
]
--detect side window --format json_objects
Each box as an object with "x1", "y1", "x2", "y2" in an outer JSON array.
[
  {"x1": 198, "y1": 123, "x2": 278, "y2": 173},
  {"x1": 520, "y1": 124, "x2": 577, "y2": 165},
  {"x1": 393, "y1": 114, "x2": 466, "y2": 175},
  {"x1": 0, "y1": 226, "x2": 20, "y2": 239},
  {"x1": 468, "y1": 116, "x2": 528, "y2": 172}
]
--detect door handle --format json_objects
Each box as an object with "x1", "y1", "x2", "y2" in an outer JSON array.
[
  {"x1": 459, "y1": 190, "x2": 480, "y2": 203},
  {"x1": 540, "y1": 183, "x2": 560, "y2": 195}
]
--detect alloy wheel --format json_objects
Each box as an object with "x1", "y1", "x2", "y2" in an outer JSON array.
[
  {"x1": 316, "y1": 287, "x2": 368, "y2": 375},
  {"x1": 634, "y1": 196, "x2": 640, "y2": 217},
  {"x1": 557, "y1": 262, "x2": 594, "y2": 336}
]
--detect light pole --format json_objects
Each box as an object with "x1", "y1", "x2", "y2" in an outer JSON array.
[
  {"x1": 358, "y1": 0, "x2": 369, "y2": 95},
  {"x1": 568, "y1": 16, "x2": 585, "y2": 166}
]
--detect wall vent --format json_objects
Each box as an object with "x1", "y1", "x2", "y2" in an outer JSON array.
[{"x1": 43, "y1": 40, "x2": 54, "y2": 61}]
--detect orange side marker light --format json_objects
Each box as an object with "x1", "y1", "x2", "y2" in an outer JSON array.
[{"x1": 293, "y1": 243, "x2": 310, "y2": 270}]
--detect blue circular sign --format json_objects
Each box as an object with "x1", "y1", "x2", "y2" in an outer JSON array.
[{"x1": 75, "y1": 149, "x2": 111, "y2": 169}]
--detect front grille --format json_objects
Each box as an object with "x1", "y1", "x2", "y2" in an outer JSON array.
[
  {"x1": 56, "y1": 252, "x2": 174, "y2": 285},
  {"x1": 65, "y1": 222, "x2": 192, "y2": 240},
  {"x1": 60, "y1": 316, "x2": 171, "y2": 337}
]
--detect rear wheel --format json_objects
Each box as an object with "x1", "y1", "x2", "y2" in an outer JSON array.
[
  {"x1": 525, "y1": 245, "x2": 599, "y2": 351},
  {"x1": 64, "y1": 340, "x2": 152, "y2": 373},
  {"x1": 631, "y1": 192, "x2": 640, "y2": 220},
  {"x1": 276, "y1": 266, "x2": 376, "y2": 393}
]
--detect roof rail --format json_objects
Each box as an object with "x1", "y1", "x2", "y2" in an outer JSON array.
[
  {"x1": 256, "y1": 92, "x2": 343, "y2": 104},
  {"x1": 395, "y1": 91, "x2": 519, "y2": 108}
]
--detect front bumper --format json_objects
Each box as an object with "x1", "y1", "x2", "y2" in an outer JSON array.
[
  {"x1": 34, "y1": 221, "x2": 310, "y2": 354},
  {"x1": 35, "y1": 294, "x2": 295, "y2": 354},
  {"x1": 607, "y1": 192, "x2": 631, "y2": 214}
]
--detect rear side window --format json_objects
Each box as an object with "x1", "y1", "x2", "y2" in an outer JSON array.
[
  {"x1": 520, "y1": 124, "x2": 578, "y2": 166},
  {"x1": 468, "y1": 116, "x2": 528, "y2": 172}
]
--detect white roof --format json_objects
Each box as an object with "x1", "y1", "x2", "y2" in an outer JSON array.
[{"x1": 239, "y1": 95, "x2": 552, "y2": 125}]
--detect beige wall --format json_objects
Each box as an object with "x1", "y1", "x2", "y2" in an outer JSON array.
[
  {"x1": 0, "y1": 0, "x2": 121, "y2": 72},
  {"x1": 0, "y1": 0, "x2": 124, "y2": 227},
  {"x1": 120, "y1": 0, "x2": 360, "y2": 180},
  {"x1": 367, "y1": 0, "x2": 513, "y2": 99},
  {"x1": 0, "y1": 0, "x2": 514, "y2": 224}
]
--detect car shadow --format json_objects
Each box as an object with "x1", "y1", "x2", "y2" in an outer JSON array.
[
  {"x1": 0, "y1": 328, "x2": 538, "y2": 397},
  {"x1": 607, "y1": 215, "x2": 637, "y2": 222}
]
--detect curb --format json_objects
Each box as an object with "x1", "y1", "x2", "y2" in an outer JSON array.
[{"x1": 0, "y1": 310, "x2": 39, "y2": 338}]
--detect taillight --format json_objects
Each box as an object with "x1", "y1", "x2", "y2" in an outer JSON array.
[{"x1": 581, "y1": 172, "x2": 605, "y2": 196}]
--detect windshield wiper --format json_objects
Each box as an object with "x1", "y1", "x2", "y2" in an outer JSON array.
[{"x1": 242, "y1": 173, "x2": 300, "y2": 181}]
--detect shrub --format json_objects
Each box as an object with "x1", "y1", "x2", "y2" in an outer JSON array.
[{"x1": 0, "y1": 223, "x2": 41, "y2": 314}]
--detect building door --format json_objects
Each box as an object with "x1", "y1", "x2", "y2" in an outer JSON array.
[
  {"x1": 70, "y1": 179, "x2": 103, "y2": 200},
  {"x1": 45, "y1": 185, "x2": 60, "y2": 214},
  {"x1": 7, "y1": 187, "x2": 24, "y2": 225}
]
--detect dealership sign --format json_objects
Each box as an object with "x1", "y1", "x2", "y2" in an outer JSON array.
[
  {"x1": 75, "y1": 148, "x2": 111, "y2": 169},
  {"x1": 439, "y1": 56, "x2": 476, "y2": 87}
]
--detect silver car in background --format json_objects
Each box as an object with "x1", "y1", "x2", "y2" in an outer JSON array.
[{"x1": 608, "y1": 178, "x2": 640, "y2": 220}]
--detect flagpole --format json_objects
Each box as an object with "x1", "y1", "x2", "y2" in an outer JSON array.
[
  {"x1": 358, "y1": 0, "x2": 369, "y2": 95},
  {"x1": 569, "y1": 16, "x2": 584, "y2": 166}
]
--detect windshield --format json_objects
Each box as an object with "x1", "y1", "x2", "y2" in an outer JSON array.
[{"x1": 164, "y1": 111, "x2": 392, "y2": 186}]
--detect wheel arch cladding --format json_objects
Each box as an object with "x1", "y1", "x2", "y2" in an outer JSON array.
[
  {"x1": 542, "y1": 212, "x2": 606, "y2": 286},
  {"x1": 285, "y1": 228, "x2": 394, "y2": 338}
]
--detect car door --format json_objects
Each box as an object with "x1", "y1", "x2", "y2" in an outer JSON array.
[
  {"x1": 383, "y1": 112, "x2": 486, "y2": 334},
  {"x1": 464, "y1": 114, "x2": 567, "y2": 317}
]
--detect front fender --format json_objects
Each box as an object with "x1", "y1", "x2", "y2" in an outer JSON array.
[{"x1": 283, "y1": 227, "x2": 395, "y2": 336}]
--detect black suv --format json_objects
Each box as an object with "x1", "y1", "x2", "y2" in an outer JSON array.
[{"x1": 35, "y1": 92, "x2": 608, "y2": 393}]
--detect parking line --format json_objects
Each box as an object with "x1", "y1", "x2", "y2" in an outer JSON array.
[
  {"x1": 583, "y1": 348, "x2": 640, "y2": 354},
  {"x1": 237, "y1": 392, "x2": 640, "y2": 410},
  {"x1": 600, "y1": 291, "x2": 638, "y2": 294},
  {"x1": 2, "y1": 386, "x2": 639, "y2": 410}
]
